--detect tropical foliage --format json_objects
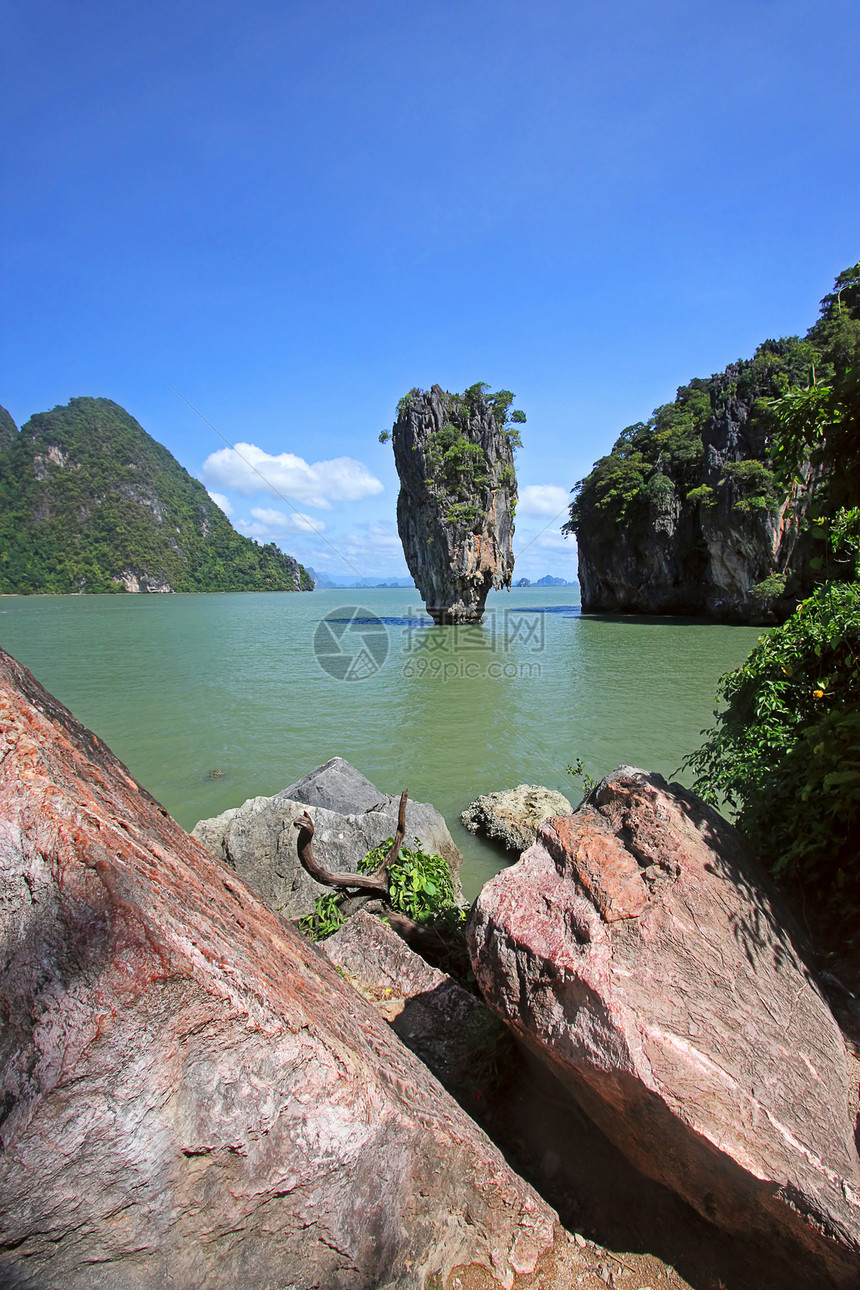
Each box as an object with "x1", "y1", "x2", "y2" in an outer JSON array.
[
  {"x1": 683, "y1": 263, "x2": 860, "y2": 929},
  {"x1": 390, "y1": 384, "x2": 524, "y2": 528},
  {"x1": 684, "y1": 582, "x2": 860, "y2": 924},
  {"x1": 299, "y1": 837, "x2": 465, "y2": 941},
  {"x1": 565, "y1": 337, "x2": 816, "y2": 535},
  {"x1": 565, "y1": 262, "x2": 860, "y2": 590},
  {"x1": 395, "y1": 383, "x2": 526, "y2": 453}
]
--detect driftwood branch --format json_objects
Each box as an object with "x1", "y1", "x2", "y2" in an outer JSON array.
[
  {"x1": 294, "y1": 791, "x2": 460, "y2": 958},
  {"x1": 294, "y1": 790, "x2": 409, "y2": 895},
  {"x1": 293, "y1": 811, "x2": 389, "y2": 895},
  {"x1": 371, "y1": 790, "x2": 409, "y2": 881}
]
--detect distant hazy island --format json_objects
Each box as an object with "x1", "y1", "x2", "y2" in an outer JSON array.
[
  {"x1": 515, "y1": 575, "x2": 574, "y2": 587},
  {"x1": 306, "y1": 570, "x2": 416, "y2": 589},
  {"x1": 0, "y1": 398, "x2": 312, "y2": 594}
]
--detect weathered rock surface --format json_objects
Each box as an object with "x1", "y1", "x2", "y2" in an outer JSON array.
[
  {"x1": 0, "y1": 647, "x2": 568, "y2": 1289},
  {"x1": 326, "y1": 922, "x2": 809, "y2": 1290},
  {"x1": 469, "y1": 766, "x2": 860, "y2": 1286},
  {"x1": 461, "y1": 784, "x2": 572, "y2": 853},
  {"x1": 576, "y1": 479, "x2": 808, "y2": 623},
  {"x1": 321, "y1": 909, "x2": 487, "y2": 1098},
  {"x1": 193, "y1": 758, "x2": 463, "y2": 920},
  {"x1": 392, "y1": 384, "x2": 517, "y2": 623},
  {"x1": 282, "y1": 755, "x2": 390, "y2": 813}
]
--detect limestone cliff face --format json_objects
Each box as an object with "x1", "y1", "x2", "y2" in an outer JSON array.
[
  {"x1": 393, "y1": 385, "x2": 517, "y2": 624},
  {"x1": 577, "y1": 479, "x2": 811, "y2": 622},
  {"x1": 573, "y1": 354, "x2": 817, "y2": 624}
]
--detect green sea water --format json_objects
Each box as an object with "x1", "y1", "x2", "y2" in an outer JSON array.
[{"x1": 0, "y1": 587, "x2": 765, "y2": 898}]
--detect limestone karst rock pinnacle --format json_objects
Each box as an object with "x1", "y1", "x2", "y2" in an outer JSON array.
[{"x1": 391, "y1": 384, "x2": 519, "y2": 624}]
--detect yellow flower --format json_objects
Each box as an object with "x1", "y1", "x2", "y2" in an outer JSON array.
[{"x1": 813, "y1": 688, "x2": 825, "y2": 699}]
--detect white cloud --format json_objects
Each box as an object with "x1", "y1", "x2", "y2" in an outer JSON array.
[
  {"x1": 207, "y1": 491, "x2": 233, "y2": 516},
  {"x1": 517, "y1": 528, "x2": 572, "y2": 553},
  {"x1": 201, "y1": 442, "x2": 384, "y2": 510},
  {"x1": 340, "y1": 520, "x2": 404, "y2": 562},
  {"x1": 249, "y1": 507, "x2": 326, "y2": 534},
  {"x1": 513, "y1": 523, "x2": 578, "y2": 581},
  {"x1": 237, "y1": 520, "x2": 271, "y2": 538},
  {"x1": 517, "y1": 484, "x2": 570, "y2": 518}
]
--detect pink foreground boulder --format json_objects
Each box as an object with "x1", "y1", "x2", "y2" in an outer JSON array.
[
  {"x1": 0, "y1": 648, "x2": 563, "y2": 1289},
  {"x1": 468, "y1": 767, "x2": 860, "y2": 1287}
]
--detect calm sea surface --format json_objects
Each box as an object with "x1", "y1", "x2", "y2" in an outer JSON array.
[{"x1": 0, "y1": 587, "x2": 765, "y2": 898}]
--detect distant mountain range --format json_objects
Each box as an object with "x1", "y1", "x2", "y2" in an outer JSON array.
[
  {"x1": 308, "y1": 569, "x2": 575, "y2": 590},
  {"x1": 306, "y1": 569, "x2": 416, "y2": 589},
  {"x1": 515, "y1": 575, "x2": 576, "y2": 587},
  {"x1": 0, "y1": 397, "x2": 312, "y2": 594}
]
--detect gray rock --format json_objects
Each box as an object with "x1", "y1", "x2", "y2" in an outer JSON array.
[
  {"x1": 469, "y1": 767, "x2": 860, "y2": 1287},
  {"x1": 461, "y1": 783, "x2": 572, "y2": 853},
  {"x1": 0, "y1": 646, "x2": 567, "y2": 1290},
  {"x1": 392, "y1": 384, "x2": 517, "y2": 624},
  {"x1": 284, "y1": 756, "x2": 462, "y2": 870},
  {"x1": 281, "y1": 755, "x2": 392, "y2": 814},
  {"x1": 193, "y1": 759, "x2": 463, "y2": 920}
]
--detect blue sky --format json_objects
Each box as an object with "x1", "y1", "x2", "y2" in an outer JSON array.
[{"x1": 2, "y1": 0, "x2": 858, "y2": 581}]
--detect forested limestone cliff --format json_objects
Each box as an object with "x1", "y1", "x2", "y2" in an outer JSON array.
[
  {"x1": 0, "y1": 397, "x2": 313, "y2": 594},
  {"x1": 566, "y1": 264, "x2": 860, "y2": 622}
]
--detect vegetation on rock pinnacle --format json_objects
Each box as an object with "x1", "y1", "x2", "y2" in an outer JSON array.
[{"x1": 682, "y1": 262, "x2": 860, "y2": 936}]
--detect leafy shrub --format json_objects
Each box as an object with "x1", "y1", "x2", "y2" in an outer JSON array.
[
  {"x1": 566, "y1": 756, "x2": 596, "y2": 800},
  {"x1": 720, "y1": 459, "x2": 783, "y2": 513},
  {"x1": 299, "y1": 891, "x2": 347, "y2": 941},
  {"x1": 644, "y1": 472, "x2": 675, "y2": 506},
  {"x1": 372, "y1": 837, "x2": 460, "y2": 923},
  {"x1": 684, "y1": 581, "x2": 860, "y2": 920},
  {"x1": 751, "y1": 573, "x2": 786, "y2": 604},
  {"x1": 299, "y1": 837, "x2": 465, "y2": 941}
]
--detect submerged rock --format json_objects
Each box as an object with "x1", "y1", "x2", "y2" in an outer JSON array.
[
  {"x1": 193, "y1": 757, "x2": 462, "y2": 920},
  {"x1": 391, "y1": 384, "x2": 518, "y2": 624},
  {"x1": 468, "y1": 767, "x2": 860, "y2": 1286},
  {"x1": 0, "y1": 648, "x2": 565, "y2": 1289},
  {"x1": 462, "y1": 783, "x2": 573, "y2": 853}
]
